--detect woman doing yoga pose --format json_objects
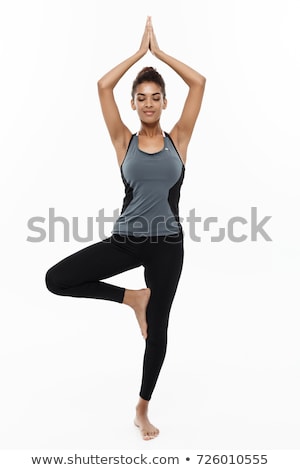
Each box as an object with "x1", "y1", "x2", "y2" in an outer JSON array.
[{"x1": 45, "y1": 16, "x2": 206, "y2": 440}]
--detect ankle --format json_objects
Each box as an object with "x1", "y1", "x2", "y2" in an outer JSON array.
[
  {"x1": 136, "y1": 397, "x2": 149, "y2": 415},
  {"x1": 123, "y1": 289, "x2": 135, "y2": 307},
  {"x1": 123, "y1": 288, "x2": 149, "y2": 308}
]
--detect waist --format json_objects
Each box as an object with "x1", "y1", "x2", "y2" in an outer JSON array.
[
  {"x1": 112, "y1": 215, "x2": 182, "y2": 237},
  {"x1": 112, "y1": 230, "x2": 183, "y2": 245}
]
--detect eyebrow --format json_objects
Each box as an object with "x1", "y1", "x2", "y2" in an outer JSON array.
[{"x1": 136, "y1": 92, "x2": 161, "y2": 97}]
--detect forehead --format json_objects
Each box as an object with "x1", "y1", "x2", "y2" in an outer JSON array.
[{"x1": 135, "y1": 81, "x2": 162, "y2": 95}]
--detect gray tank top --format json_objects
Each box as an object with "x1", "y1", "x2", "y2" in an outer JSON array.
[{"x1": 112, "y1": 131, "x2": 185, "y2": 236}]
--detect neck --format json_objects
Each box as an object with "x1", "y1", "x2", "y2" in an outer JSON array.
[{"x1": 138, "y1": 124, "x2": 163, "y2": 137}]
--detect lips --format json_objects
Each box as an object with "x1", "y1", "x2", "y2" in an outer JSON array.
[{"x1": 144, "y1": 111, "x2": 154, "y2": 116}]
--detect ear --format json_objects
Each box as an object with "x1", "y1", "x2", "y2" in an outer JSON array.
[
  {"x1": 131, "y1": 99, "x2": 136, "y2": 110},
  {"x1": 163, "y1": 98, "x2": 167, "y2": 110}
]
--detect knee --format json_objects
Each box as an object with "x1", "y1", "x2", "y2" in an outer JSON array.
[
  {"x1": 45, "y1": 266, "x2": 64, "y2": 295},
  {"x1": 146, "y1": 325, "x2": 167, "y2": 348}
]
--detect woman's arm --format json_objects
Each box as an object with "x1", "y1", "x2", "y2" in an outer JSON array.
[
  {"x1": 149, "y1": 18, "x2": 206, "y2": 163},
  {"x1": 97, "y1": 18, "x2": 151, "y2": 165}
]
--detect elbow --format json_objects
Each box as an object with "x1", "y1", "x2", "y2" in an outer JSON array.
[
  {"x1": 198, "y1": 74, "x2": 206, "y2": 87},
  {"x1": 97, "y1": 78, "x2": 105, "y2": 90},
  {"x1": 97, "y1": 78, "x2": 114, "y2": 93},
  {"x1": 190, "y1": 73, "x2": 206, "y2": 89},
  {"x1": 97, "y1": 75, "x2": 110, "y2": 90}
]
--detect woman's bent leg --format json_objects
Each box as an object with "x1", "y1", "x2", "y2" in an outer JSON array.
[{"x1": 45, "y1": 236, "x2": 141, "y2": 303}]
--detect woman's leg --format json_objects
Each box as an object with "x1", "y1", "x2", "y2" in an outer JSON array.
[
  {"x1": 45, "y1": 236, "x2": 142, "y2": 302},
  {"x1": 45, "y1": 236, "x2": 151, "y2": 335},
  {"x1": 134, "y1": 234, "x2": 184, "y2": 439}
]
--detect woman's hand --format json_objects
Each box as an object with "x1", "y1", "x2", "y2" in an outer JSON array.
[
  {"x1": 138, "y1": 16, "x2": 151, "y2": 56},
  {"x1": 138, "y1": 16, "x2": 160, "y2": 57},
  {"x1": 148, "y1": 17, "x2": 160, "y2": 57}
]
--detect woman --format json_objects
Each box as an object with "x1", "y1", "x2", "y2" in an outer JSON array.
[{"x1": 45, "y1": 17, "x2": 206, "y2": 440}]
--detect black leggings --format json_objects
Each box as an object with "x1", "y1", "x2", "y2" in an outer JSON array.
[{"x1": 45, "y1": 232, "x2": 184, "y2": 401}]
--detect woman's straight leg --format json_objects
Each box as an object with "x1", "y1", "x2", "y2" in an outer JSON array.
[{"x1": 139, "y1": 234, "x2": 184, "y2": 401}]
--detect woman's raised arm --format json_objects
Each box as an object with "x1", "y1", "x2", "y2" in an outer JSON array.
[
  {"x1": 97, "y1": 17, "x2": 151, "y2": 165},
  {"x1": 148, "y1": 17, "x2": 206, "y2": 163}
]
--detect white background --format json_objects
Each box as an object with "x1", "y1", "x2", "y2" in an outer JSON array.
[{"x1": 0, "y1": 0, "x2": 299, "y2": 458}]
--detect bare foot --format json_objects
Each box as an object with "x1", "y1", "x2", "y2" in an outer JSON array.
[
  {"x1": 134, "y1": 397, "x2": 159, "y2": 440},
  {"x1": 123, "y1": 288, "x2": 151, "y2": 339},
  {"x1": 134, "y1": 414, "x2": 160, "y2": 440}
]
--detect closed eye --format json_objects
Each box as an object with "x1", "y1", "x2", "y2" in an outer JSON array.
[{"x1": 136, "y1": 93, "x2": 162, "y2": 102}]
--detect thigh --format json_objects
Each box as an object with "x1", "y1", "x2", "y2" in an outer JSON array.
[{"x1": 47, "y1": 236, "x2": 142, "y2": 285}]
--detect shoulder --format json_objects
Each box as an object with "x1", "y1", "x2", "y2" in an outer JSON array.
[
  {"x1": 115, "y1": 130, "x2": 136, "y2": 167},
  {"x1": 117, "y1": 132, "x2": 137, "y2": 167},
  {"x1": 166, "y1": 130, "x2": 187, "y2": 165}
]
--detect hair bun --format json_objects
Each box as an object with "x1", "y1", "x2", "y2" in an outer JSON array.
[{"x1": 137, "y1": 66, "x2": 156, "y2": 77}]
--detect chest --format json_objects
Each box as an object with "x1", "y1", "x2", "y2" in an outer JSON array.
[{"x1": 122, "y1": 146, "x2": 183, "y2": 187}]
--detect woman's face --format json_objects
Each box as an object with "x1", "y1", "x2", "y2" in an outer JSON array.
[{"x1": 131, "y1": 81, "x2": 167, "y2": 123}]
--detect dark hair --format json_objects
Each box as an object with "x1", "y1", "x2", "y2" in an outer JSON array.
[{"x1": 131, "y1": 67, "x2": 166, "y2": 99}]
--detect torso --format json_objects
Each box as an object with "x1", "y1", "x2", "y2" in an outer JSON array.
[{"x1": 112, "y1": 132, "x2": 185, "y2": 237}]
